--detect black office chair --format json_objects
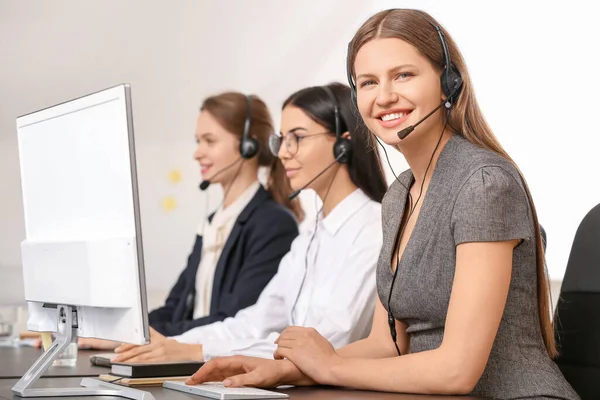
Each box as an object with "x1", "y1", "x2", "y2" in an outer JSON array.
[
  {"x1": 554, "y1": 203, "x2": 600, "y2": 400},
  {"x1": 540, "y1": 224, "x2": 547, "y2": 252}
]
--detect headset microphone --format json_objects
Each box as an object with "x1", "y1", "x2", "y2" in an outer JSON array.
[
  {"x1": 288, "y1": 150, "x2": 347, "y2": 201},
  {"x1": 198, "y1": 158, "x2": 242, "y2": 191},
  {"x1": 199, "y1": 180, "x2": 211, "y2": 191},
  {"x1": 397, "y1": 99, "x2": 451, "y2": 140},
  {"x1": 397, "y1": 79, "x2": 462, "y2": 140}
]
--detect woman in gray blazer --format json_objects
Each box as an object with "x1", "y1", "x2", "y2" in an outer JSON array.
[{"x1": 185, "y1": 8, "x2": 579, "y2": 400}]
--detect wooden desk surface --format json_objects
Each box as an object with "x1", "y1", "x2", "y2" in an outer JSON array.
[
  {"x1": 0, "y1": 377, "x2": 484, "y2": 400},
  {"x1": 0, "y1": 347, "x2": 108, "y2": 379}
]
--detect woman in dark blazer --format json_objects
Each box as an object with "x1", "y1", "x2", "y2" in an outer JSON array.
[
  {"x1": 149, "y1": 186, "x2": 300, "y2": 336},
  {"x1": 148, "y1": 92, "x2": 301, "y2": 337}
]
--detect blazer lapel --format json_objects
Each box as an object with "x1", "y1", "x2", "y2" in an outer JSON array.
[{"x1": 209, "y1": 186, "x2": 270, "y2": 312}]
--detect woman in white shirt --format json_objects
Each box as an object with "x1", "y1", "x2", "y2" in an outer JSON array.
[{"x1": 111, "y1": 82, "x2": 388, "y2": 363}]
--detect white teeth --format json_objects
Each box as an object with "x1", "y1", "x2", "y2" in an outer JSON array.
[{"x1": 381, "y1": 112, "x2": 406, "y2": 121}]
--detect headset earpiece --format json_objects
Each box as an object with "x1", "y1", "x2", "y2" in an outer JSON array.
[
  {"x1": 333, "y1": 138, "x2": 351, "y2": 164},
  {"x1": 239, "y1": 94, "x2": 259, "y2": 159},
  {"x1": 322, "y1": 86, "x2": 351, "y2": 164},
  {"x1": 441, "y1": 65, "x2": 463, "y2": 106},
  {"x1": 239, "y1": 137, "x2": 258, "y2": 159}
]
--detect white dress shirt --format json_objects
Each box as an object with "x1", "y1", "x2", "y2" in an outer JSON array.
[
  {"x1": 172, "y1": 188, "x2": 383, "y2": 360},
  {"x1": 193, "y1": 181, "x2": 260, "y2": 319}
]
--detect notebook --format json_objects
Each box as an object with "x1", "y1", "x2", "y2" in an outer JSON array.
[
  {"x1": 111, "y1": 360, "x2": 204, "y2": 378},
  {"x1": 99, "y1": 374, "x2": 189, "y2": 387}
]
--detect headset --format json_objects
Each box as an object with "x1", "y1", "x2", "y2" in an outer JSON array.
[
  {"x1": 239, "y1": 94, "x2": 259, "y2": 159},
  {"x1": 345, "y1": 10, "x2": 464, "y2": 356},
  {"x1": 321, "y1": 86, "x2": 352, "y2": 164},
  {"x1": 346, "y1": 11, "x2": 463, "y2": 110}
]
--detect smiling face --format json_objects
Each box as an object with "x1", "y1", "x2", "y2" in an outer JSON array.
[
  {"x1": 192, "y1": 110, "x2": 240, "y2": 186},
  {"x1": 353, "y1": 37, "x2": 445, "y2": 146},
  {"x1": 277, "y1": 105, "x2": 339, "y2": 193}
]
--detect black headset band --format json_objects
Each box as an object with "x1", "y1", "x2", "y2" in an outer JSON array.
[
  {"x1": 239, "y1": 94, "x2": 259, "y2": 159},
  {"x1": 243, "y1": 94, "x2": 252, "y2": 141},
  {"x1": 321, "y1": 85, "x2": 340, "y2": 139},
  {"x1": 413, "y1": 12, "x2": 455, "y2": 92},
  {"x1": 346, "y1": 42, "x2": 357, "y2": 97}
]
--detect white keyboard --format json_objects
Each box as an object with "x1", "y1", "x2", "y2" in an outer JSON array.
[{"x1": 163, "y1": 380, "x2": 289, "y2": 399}]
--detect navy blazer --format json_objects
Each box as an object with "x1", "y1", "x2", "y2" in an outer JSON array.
[{"x1": 148, "y1": 185, "x2": 298, "y2": 337}]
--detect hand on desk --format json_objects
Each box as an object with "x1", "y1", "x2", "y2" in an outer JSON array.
[
  {"x1": 273, "y1": 326, "x2": 340, "y2": 385},
  {"x1": 112, "y1": 327, "x2": 203, "y2": 363},
  {"x1": 186, "y1": 356, "x2": 314, "y2": 388},
  {"x1": 78, "y1": 338, "x2": 120, "y2": 350},
  {"x1": 82, "y1": 327, "x2": 165, "y2": 351}
]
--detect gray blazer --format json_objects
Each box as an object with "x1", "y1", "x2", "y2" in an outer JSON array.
[{"x1": 377, "y1": 134, "x2": 579, "y2": 400}]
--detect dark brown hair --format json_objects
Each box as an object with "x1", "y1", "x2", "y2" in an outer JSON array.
[
  {"x1": 347, "y1": 9, "x2": 556, "y2": 357},
  {"x1": 201, "y1": 92, "x2": 304, "y2": 221},
  {"x1": 283, "y1": 83, "x2": 387, "y2": 203}
]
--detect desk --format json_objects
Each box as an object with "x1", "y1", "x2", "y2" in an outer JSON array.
[
  {"x1": 0, "y1": 377, "x2": 482, "y2": 400},
  {"x1": 0, "y1": 348, "x2": 108, "y2": 379},
  {"x1": 0, "y1": 348, "x2": 484, "y2": 399}
]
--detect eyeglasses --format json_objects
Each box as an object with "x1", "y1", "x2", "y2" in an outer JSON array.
[{"x1": 269, "y1": 131, "x2": 330, "y2": 157}]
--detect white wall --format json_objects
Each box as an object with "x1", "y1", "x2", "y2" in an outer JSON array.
[
  {"x1": 1, "y1": 1, "x2": 598, "y2": 312},
  {"x1": 0, "y1": 0, "x2": 373, "y2": 309},
  {"x1": 371, "y1": 0, "x2": 600, "y2": 282}
]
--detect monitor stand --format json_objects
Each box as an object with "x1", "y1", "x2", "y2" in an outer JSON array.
[{"x1": 11, "y1": 305, "x2": 155, "y2": 400}]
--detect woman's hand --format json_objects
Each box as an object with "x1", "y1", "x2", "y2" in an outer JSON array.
[
  {"x1": 112, "y1": 338, "x2": 203, "y2": 363},
  {"x1": 113, "y1": 327, "x2": 165, "y2": 354},
  {"x1": 111, "y1": 327, "x2": 202, "y2": 363},
  {"x1": 78, "y1": 338, "x2": 120, "y2": 350},
  {"x1": 274, "y1": 327, "x2": 342, "y2": 385},
  {"x1": 186, "y1": 356, "x2": 314, "y2": 388}
]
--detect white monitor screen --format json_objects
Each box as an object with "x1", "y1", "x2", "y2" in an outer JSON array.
[{"x1": 16, "y1": 84, "x2": 149, "y2": 344}]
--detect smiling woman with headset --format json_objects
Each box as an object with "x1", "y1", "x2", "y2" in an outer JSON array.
[
  {"x1": 108, "y1": 82, "x2": 388, "y2": 364},
  {"x1": 185, "y1": 9, "x2": 579, "y2": 400}
]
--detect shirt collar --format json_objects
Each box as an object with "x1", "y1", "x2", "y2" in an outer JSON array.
[
  {"x1": 320, "y1": 189, "x2": 372, "y2": 236},
  {"x1": 212, "y1": 180, "x2": 260, "y2": 225}
]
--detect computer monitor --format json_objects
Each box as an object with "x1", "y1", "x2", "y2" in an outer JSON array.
[{"x1": 12, "y1": 84, "x2": 153, "y2": 400}]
